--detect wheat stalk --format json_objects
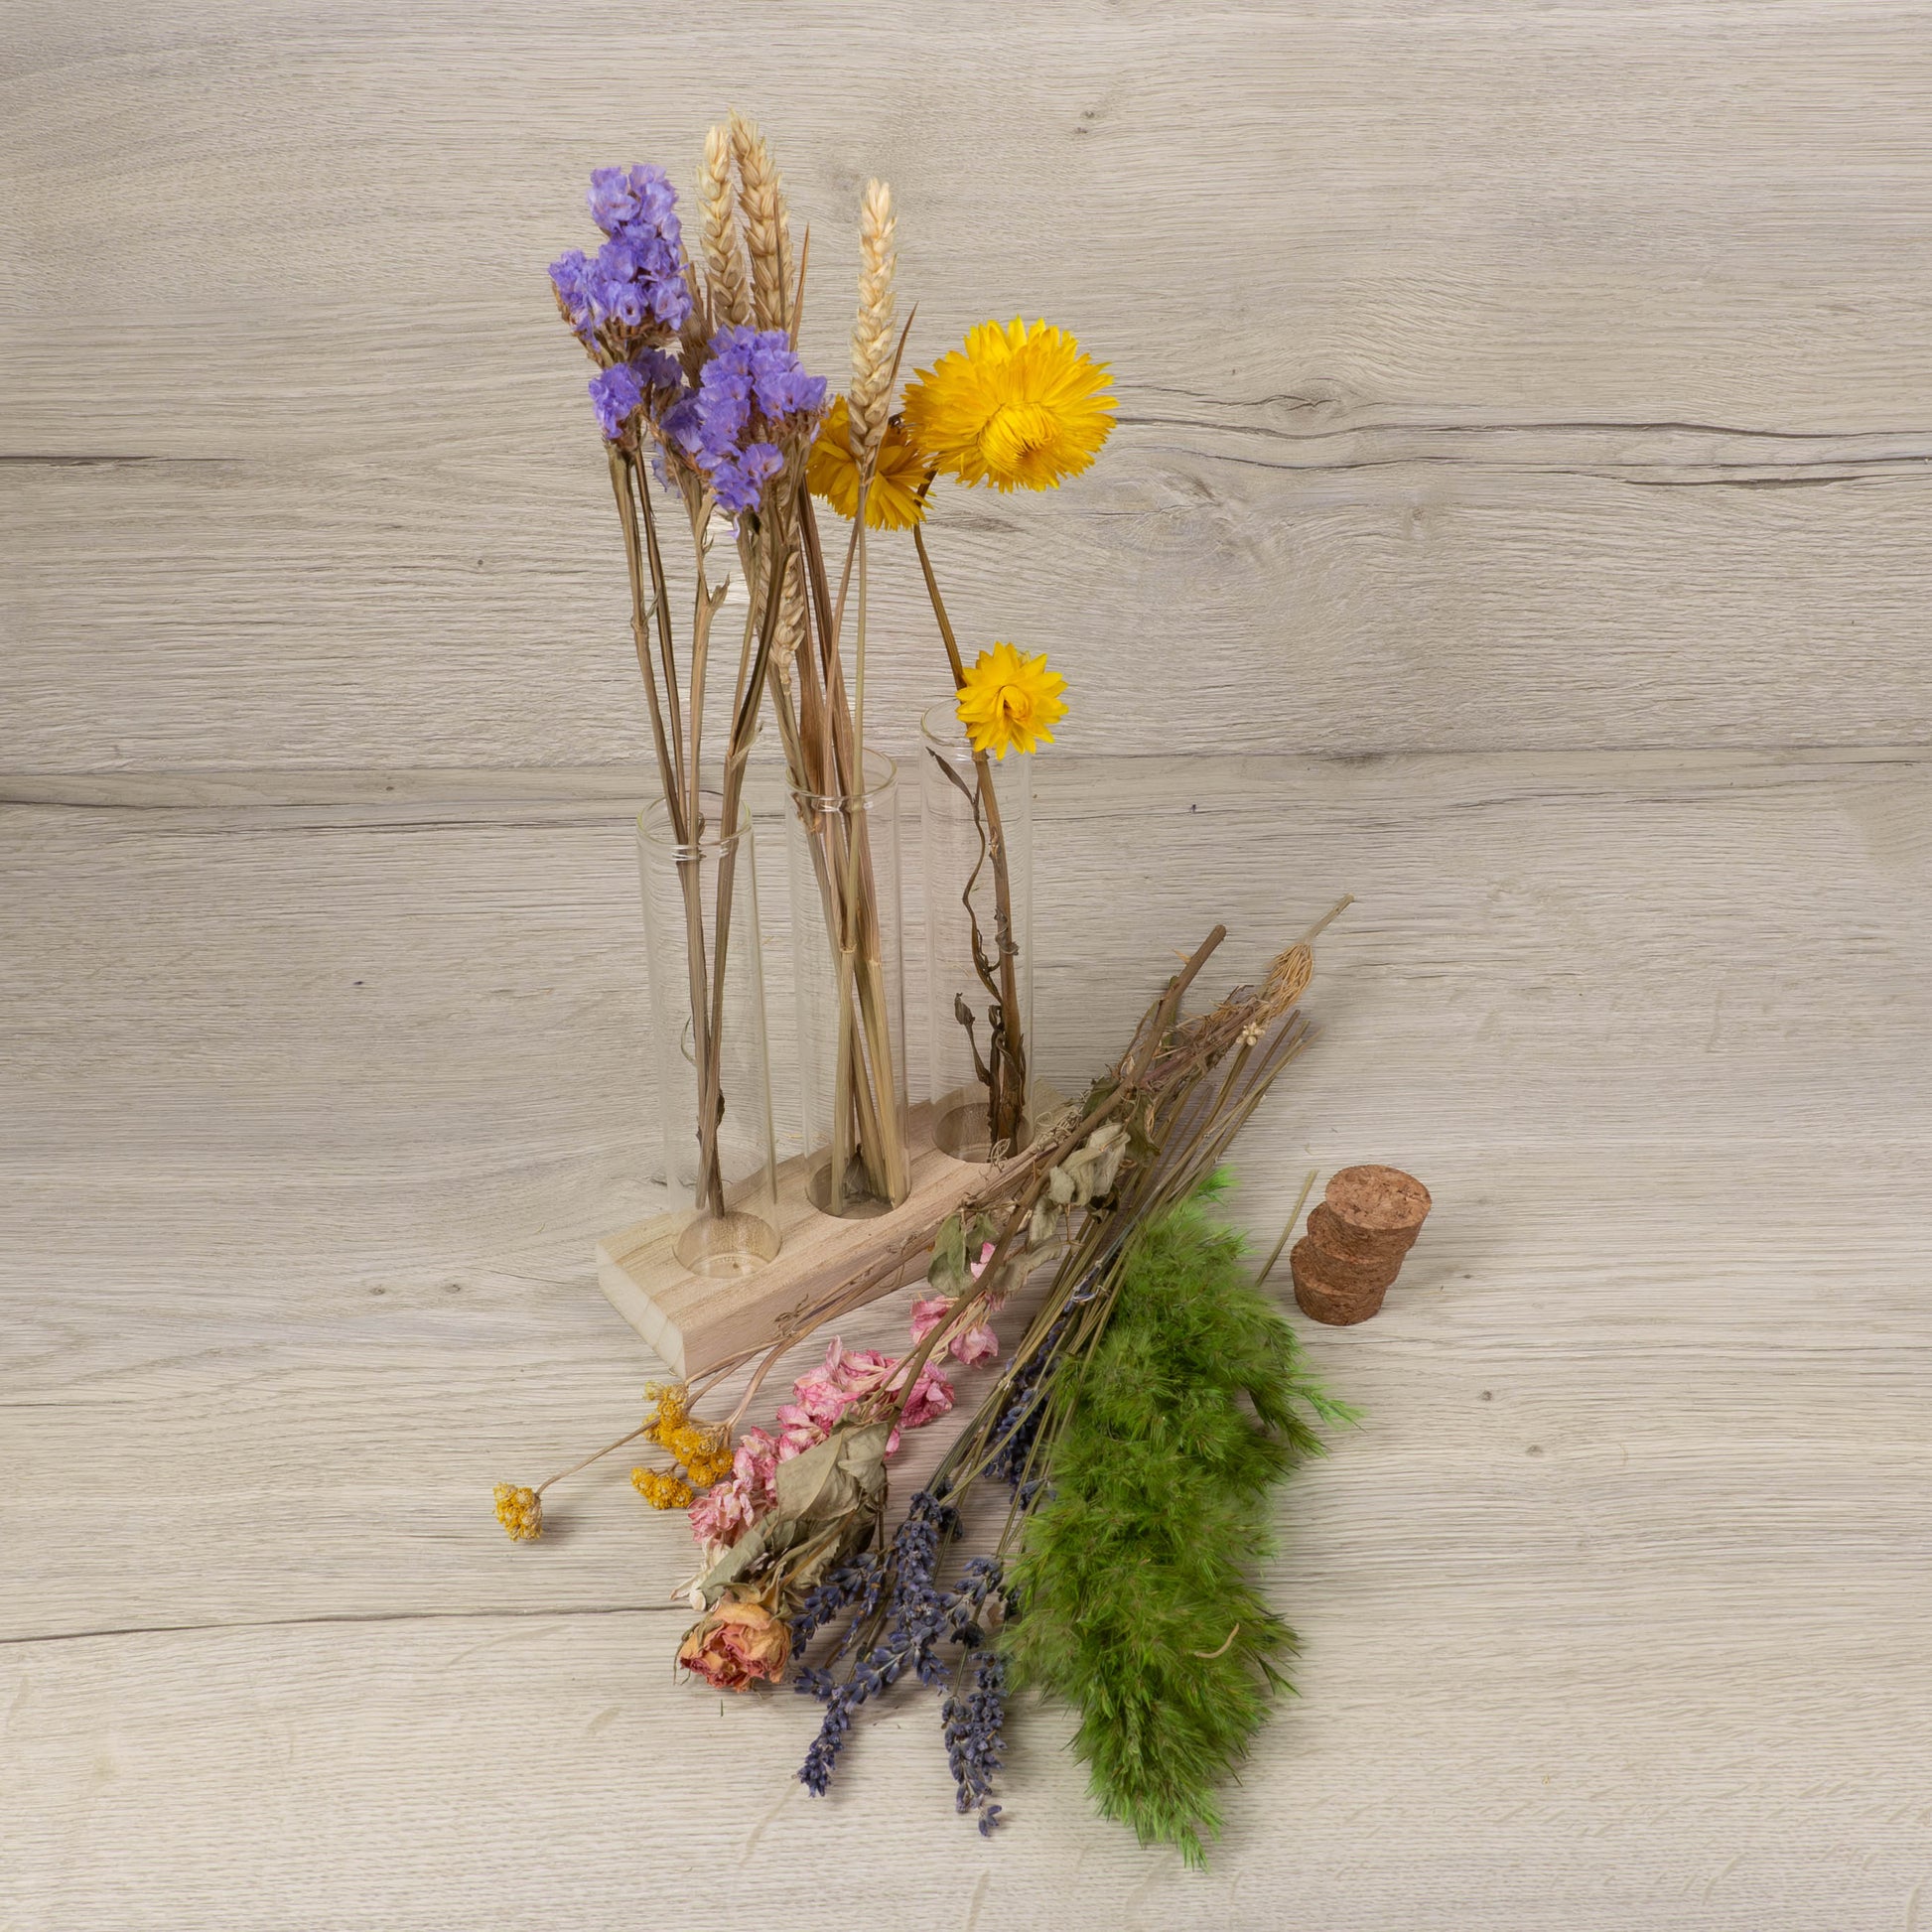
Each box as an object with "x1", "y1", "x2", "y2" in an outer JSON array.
[
  {"x1": 848, "y1": 179, "x2": 897, "y2": 471},
  {"x1": 730, "y1": 109, "x2": 791, "y2": 333},
  {"x1": 698, "y1": 123, "x2": 752, "y2": 332},
  {"x1": 771, "y1": 545, "x2": 809, "y2": 688}
]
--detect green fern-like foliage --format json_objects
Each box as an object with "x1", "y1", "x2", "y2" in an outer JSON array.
[{"x1": 1000, "y1": 1178, "x2": 1355, "y2": 1866}]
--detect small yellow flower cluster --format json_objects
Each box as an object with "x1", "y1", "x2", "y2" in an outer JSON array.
[
  {"x1": 633, "y1": 1381, "x2": 734, "y2": 1503},
  {"x1": 492, "y1": 1482, "x2": 542, "y2": 1542},
  {"x1": 641, "y1": 1380, "x2": 689, "y2": 1438},
  {"x1": 664, "y1": 1424, "x2": 734, "y2": 1487},
  {"x1": 630, "y1": 1466, "x2": 695, "y2": 1510}
]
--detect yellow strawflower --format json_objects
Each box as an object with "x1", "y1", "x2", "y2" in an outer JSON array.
[
  {"x1": 957, "y1": 643, "x2": 1067, "y2": 759},
  {"x1": 901, "y1": 319, "x2": 1114, "y2": 492},
  {"x1": 492, "y1": 1482, "x2": 542, "y2": 1542},
  {"x1": 631, "y1": 1466, "x2": 695, "y2": 1510},
  {"x1": 807, "y1": 397, "x2": 934, "y2": 529}
]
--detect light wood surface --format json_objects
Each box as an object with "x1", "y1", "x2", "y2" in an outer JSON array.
[
  {"x1": 596, "y1": 1102, "x2": 986, "y2": 1377},
  {"x1": 6, "y1": 2, "x2": 1932, "y2": 1926}
]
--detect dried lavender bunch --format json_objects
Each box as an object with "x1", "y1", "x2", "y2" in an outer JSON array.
[{"x1": 793, "y1": 1493, "x2": 1005, "y2": 1824}]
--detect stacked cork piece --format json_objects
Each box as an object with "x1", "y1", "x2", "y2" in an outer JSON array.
[{"x1": 1290, "y1": 1165, "x2": 1432, "y2": 1325}]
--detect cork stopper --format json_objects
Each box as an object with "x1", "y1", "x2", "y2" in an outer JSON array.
[
  {"x1": 1290, "y1": 1165, "x2": 1432, "y2": 1327},
  {"x1": 1307, "y1": 1201, "x2": 1417, "y2": 1266},
  {"x1": 1323, "y1": 1165, "x2": 1432, "y2": 1237},
  {"x1": 1292, "y1": 1235, "x2": 1403, "y2": 1296},
  {"x1": 1289, "y1": 1241, "x2": 1388, "y2": 1326}
]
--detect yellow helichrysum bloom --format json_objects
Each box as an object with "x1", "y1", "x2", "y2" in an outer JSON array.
[
  {"x1": 901, "y1": 320, "x2": 1114, "y2": 493},
  {"x1": 957, "y1": 643, "x2": 1067, "y2": 759},
  {"x1": 643, "y1": 1380, "x2": 688, "y2": 1437},
  {"x1": 630, "y1": 1466, "x2": 696, "y2": 1510},
  {"x1": 492, "y1": 1482, "x2": 543, "y2": 1542},
  {"x1": 807, "y1": 396, "x2": 934, "y2": 530}
]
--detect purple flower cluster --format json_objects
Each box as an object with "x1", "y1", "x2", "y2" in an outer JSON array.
[
  {"x1": 662, "y1": 326, "x2": 826, "y2": 514},
  {"x1": 794, "y1": 1493, "x2": 1004, "y2": 1817},
  {"x1": 942, "y1": 1646, "x2": 1008, "y2": 1835},
  {"x1": 548, "y1": 163, "x2": 691, "y2": 350},
  {"x1": 585, "y1": 348, "x2": 683, "y2": 443},
  {"x1": 788, "y1": 1548, "x2": 888, "y2": 1659}
]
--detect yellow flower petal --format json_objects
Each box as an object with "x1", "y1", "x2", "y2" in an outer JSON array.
[
  {"x1": 901, "y1": 320, "x2": 1114, "y2": 493},
  {"x1": 956, "y1": 642, "x2": 1067, "y2": 759},
  {"x1": 807, "y1": 395, "x2": 934, "y2": 529}
]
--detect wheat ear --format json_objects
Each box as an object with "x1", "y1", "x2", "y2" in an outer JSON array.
[
  {"x1": 771, "y1": 545, "x2": 809, "y2": 689},
  {"x1": 848, "y1": 180, "x2": 897, "y2": 471},
  {"x1": 698, "y1": 123, "x2": 752, "y2": 332},
  {"x1": 730, "y1": 109, "x2": 791, "y2": 334}
]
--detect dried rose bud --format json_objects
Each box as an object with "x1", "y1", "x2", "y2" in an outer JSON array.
[{"x1": 677, "y1": 1598, "x2": 792, "y2": 1692}]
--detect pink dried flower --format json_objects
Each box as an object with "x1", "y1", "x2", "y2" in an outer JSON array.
[
  {"x1": 909, "y1": 1295, "x2": 953, "y2": 1343},
  {"x1": 951, "y1": 1320, "x2": 1000, "y2": 1368},
  {"x1": 898, "y1": 1359, "x2": 956, "y2": 1432},
  {"x1": 677, "y1": 1597, "x2": 791, "y2": 1691},
  {"x1": 688, "y1": 1474, "x2": 760, "y2": 1551}
]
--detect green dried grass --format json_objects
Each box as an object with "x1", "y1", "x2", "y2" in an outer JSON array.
[{"x1": 1000, "y1": 1176, "x2": 1356, "y2": 1865}]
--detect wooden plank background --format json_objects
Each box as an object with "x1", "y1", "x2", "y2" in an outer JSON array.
[{"x1": 3, "y1": 4, "x2": 1929, "y2": 1927}]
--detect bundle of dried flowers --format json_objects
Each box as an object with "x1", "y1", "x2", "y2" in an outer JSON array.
[
  {"x1": 805, "y1": 210, "x2": 1114, "y2": 1159},
  {"x1": 547, "y1": 159, "x2": 823, "y2": 1241}
]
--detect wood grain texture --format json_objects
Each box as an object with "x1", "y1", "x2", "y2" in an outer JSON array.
[
  {"x1": 8, "y1": 0, "x2": 1932, "y2": 1922},
  {"x1": 596, "y1": 1103, "x2": 985, "y2": 1377},
  {"x1": 6, "y1": 1, "x2": 1932, "y2": 769},
  {"x1": 4, "y1": 752, "x2": 1930, "y2": 1927}
]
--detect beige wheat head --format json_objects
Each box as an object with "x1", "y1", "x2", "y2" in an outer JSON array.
[
  {"x1": 847, "y1": 180, "x2": 897, "y2": 471},
  {"x1": 698, "y1": 123, "x2": 752, "y2": 332},
  {"x1": 770, "y1": 545, "x2": 809, "y2": 689},
  {"x1": 729, "y1": 109, "x2": 791, "y2": 334}
]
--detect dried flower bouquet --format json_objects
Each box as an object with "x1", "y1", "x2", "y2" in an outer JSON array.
[
  {"x1": 524, "y1": 120, "x2": 1340, "y2": 1863},
  {"x1": 500, "y1": 904, "x2": 1354, "y2": 1863}
]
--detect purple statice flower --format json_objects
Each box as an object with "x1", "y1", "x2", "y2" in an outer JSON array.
[
  {"x1": 549, "y1": 165, "x2": 691, "y2": 353},
  {"x1": 548, "y1": 249, "x2": 596, "y2": 343},
  {"x1": 630, "y1": 347, "x2": 684, "y2": 397},
  {"x1": 589, "y1": 163, "x2": 676, "y2": 237},
  {"x1": 711, "y1": 441, "x2": 783, "y2": 513},
  {"x1": 587, "y1": 361, "x2": 644, "y2": 441},
  {"x1": 585, "y1": 349, "x2": 686, "y2": 442},
  {"x1": 663, "y1": 326, "x2": 826, "y2": 516}
]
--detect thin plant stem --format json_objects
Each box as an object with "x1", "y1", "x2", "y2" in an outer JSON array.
[
  {"x1": 1257, "y1": 1168, "x2": 1319, "y2": 1287},
  {"x1": 913, "y1": 522, "x2": 1028, "y2": 1148},
  {"x1": 631, "y1": 458, "x2": 687, "y2": 824},
  {"x1": 608, "y1": 447, "x2": 684, "y2": 843},
  {"x1": 535, "y1": 1425, "x2": 649, "y2": 1497}
]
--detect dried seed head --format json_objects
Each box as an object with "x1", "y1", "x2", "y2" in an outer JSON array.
[
  {"x1": 729, "y1": 110, "x2": 792, "y2": 334},
  {"x1": 848, "y1": 179, "x2": 897, "y2": 470},
  {"x1": 1260, "y1": 942, "x2": 1312, "y2": 1018},
  {"x1": 699, "y1": 123, "x2": 753, "y2": 332},
  {"x1": 771, "y1": 548, "x2": 808, "y2": 685}
]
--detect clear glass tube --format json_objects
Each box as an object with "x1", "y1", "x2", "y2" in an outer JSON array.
[
  {"x1": 918, "y1": 699, "x2": 1035, "y2": 1161},
  {"x1": 636, "y1": 792, "x2": 781, "y2": 1277},
  {"x1": 785, "y1": 749, "x2": 910, "y2": 1217}
]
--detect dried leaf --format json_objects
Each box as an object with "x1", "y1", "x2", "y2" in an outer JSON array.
[
  {"x1": 695, "y1": 1420, "x2": 893, "y2": 1606},
  {"x1": 773, "y1": 1419, "x2": 893, "y2": 1522},
  {"x1": 927, "y1": 1211, "x2": 968, "y2": 1289}
]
